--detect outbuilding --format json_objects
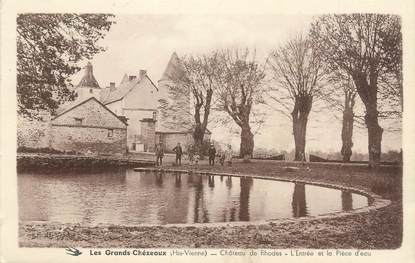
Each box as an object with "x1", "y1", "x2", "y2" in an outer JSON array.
[{"x1": 50, "y1": 97, "x2": 128, "y2": 155}]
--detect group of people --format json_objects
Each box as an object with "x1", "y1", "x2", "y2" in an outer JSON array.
[
  {"x1": 155, "y1": 142, "x2": 234, "y2": 167},
  {"x1": 155, "y1": 142, "x2": 185, "y2": 167}
]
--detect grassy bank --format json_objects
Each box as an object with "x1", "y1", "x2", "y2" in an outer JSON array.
[{"x1": 19, "y1": 160, "x2": 402, "y2": 249}]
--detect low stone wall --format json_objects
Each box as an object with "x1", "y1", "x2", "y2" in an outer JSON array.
[{"x1": 17, "y1": 153, "x2": 155, "y2": 170}]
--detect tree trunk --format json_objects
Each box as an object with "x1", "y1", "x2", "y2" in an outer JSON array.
[
  {"x1": 341, "y1": 109, "x2": 353, "y2": 162},
  {"x1": 366, "y1": 107, "x2": 383, "y2": 168},
  {"x1": 352, "y1": 73, "x2": 383, "y2": 168},
  {"x1": 340, "y1": 92, "x2": 355, "y2": 162},
  {"x1": 293, "y1": 116, "x2": 308, "y2": 161},
  {"x1": 292, "y1": 95, "x2": 312, "y2": 161},
  {"x1": 239, "y1": 125, "x2": 254, "y2": 158},
  {"x1": 193, "y1": 123, "x2": 205, "y2": 158}
]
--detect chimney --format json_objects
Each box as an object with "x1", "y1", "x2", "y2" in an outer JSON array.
[
  {"x1": 129, "y1": 75, "x2": 137, "y2": 81},
  {"x1": 139, "y1": 70, "x2": 147, "y2": 80},
  {"x1": 109, "y1": 82, "x2": 116, "y2": 91}
]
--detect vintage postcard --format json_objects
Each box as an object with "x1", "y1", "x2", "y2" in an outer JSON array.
[{"x1": 1, "y1": 0, "x2": 414, "y2": 262}]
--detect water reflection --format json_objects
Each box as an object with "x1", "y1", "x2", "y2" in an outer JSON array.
[
  {"x1": 239, "y1": 177, "x2": 253, "y2": 221},
  {"x1": 175, "y1": 174, "x2": 182, "y2": 187},
  {"x1": 341, "y1": 191, "x2": 353, "y2": 211},
  {"x1": 226, "y1": 176, "x2": 232, "y2": 189},
  {"x1": 155, "y1": 171, "x2": 163, "y2": 186},
  {"x1": 208, "y1": 176, "x2": 215, "y2": 188},
  {"x1": 18, "y1": 169, "x2": 369, "y2": 225},
  {"x1": 192, "y1": 175, "x2": 209, "y2": 223},
  {"x1": 292, "y1": 183, "x2": 308, "y2": 217}
]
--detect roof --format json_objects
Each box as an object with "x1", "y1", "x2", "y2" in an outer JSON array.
[
  {"x1": 99, "y1": 87, "x2": 110, "y2": 102},
  {"x1": 53, "y1": 97, "x2": 128, "y2": 126},
  {"x1": 102, "y1": 74, "x2": 158, "y2": 105},
  {"x1": 120, "y1": 74, "x2": 129, "y2": 84},
  {"x1": 159, "y1": 52, "x2": 185, "y2": 82},
  {"x1": 77, "y1": 62, "x2": 100, "y2": 88}
]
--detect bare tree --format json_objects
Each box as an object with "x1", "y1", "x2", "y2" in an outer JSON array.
[
  {"x1": 214, "y1": 49, "x2": 266, "y2": 158},
  {"x1": 158, "y1": 52, "x2": 218, "y2": 152},
  {"x1": 309, "y1": 14, "x2": 402, "y2": 168},
  {"x1": 267, "y1": 36, "x2": 326, "y2": 161},
  {"x1": 322, "y1": 72, "x2": 358, "y2": 162}
]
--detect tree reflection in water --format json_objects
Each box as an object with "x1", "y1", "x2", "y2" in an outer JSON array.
[
  {"x1": 193, "y1": 175, "x2": 210, "y2": 223},
  {"x1": 292, "y1": 183, "x2": 308, "y2": 217},
  {"x1": 226, "y1": 176, "x2": 232, "y2": 189},
  {"x1": 341, "y1": 190, "x2": 353, "y2": 211},
  {"x1": 18, "y1": 170, "x2": 370, "y2": 225},
  {"x1": 208, "y1": 175, "x2": 215, "y2": 188},
  {"x1": 239, "y1": 177, "x2": 253, "y2": 221}
]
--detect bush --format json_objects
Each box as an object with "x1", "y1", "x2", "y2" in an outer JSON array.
[
  {"x1": 17, "y1": 146, "x2": 79, "y2": 155},
  {"x1": 17, "y1": 146, "x2": 63, "y2": 154}
]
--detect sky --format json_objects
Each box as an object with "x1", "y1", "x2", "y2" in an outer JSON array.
[{"x1": 72, "y1": 14, "x2": 402, "y2": 154}]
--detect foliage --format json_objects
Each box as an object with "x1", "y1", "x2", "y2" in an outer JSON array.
[{"x1": 17, "y1": 13, "x2": 115, "y2": 117}]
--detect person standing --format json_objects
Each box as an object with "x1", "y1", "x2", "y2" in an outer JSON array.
[
  {"x1": 155, "y1": 143, "x2": 164, "y2": 166},
  {"x1": 172, "y1": 142, "x2": 183, "y2": 166},
  {"x1": 220, "y1": 151, "x2": 226, "y2": 166},
  {"x1": 208, "y1": 144, "x2": 216, "y2": 166},
  {"x1": 188, "y1": 144, "x2": 194, "y2": 164}
]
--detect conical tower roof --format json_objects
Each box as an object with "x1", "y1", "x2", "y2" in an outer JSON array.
[
  {"x1": 77, "y1": 62, "x2": 100, "y2": 88},
  {"x1": 159, "y1": 52, "x2": 185, "y2": 81},
  {"x1": 120, "y1": 73, "x2": 129, "y2": 84}
]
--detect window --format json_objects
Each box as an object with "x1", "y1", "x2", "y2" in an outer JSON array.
[
  {"x1": 89, "y1": 88, "x2": 93, "y2": 94},
  {"x1": 108, "y1": 129, "x2": 114, "y2": 137},
  {"x1": 74, "y1": 118, "x2": 83, "y2": 125}
]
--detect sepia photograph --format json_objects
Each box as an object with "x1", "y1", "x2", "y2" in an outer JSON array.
[{"x1": 1, "y1": 1, "x2": 414, "y2": 262}]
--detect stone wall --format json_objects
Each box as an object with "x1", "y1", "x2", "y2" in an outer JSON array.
[
  {"x1": 50, "y1": 98, "x2": 127, "y2": 155},
  {"x1": 17, "y1": 153, "x2": 154, "y2": 171},
  {"x1": 50, "y1": 125, "x2": 127, "y2": 155},
  {"x1": 17, "y1": 112, "x2": 51, "y2": 149}
]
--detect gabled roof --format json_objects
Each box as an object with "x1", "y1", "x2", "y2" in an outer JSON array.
[
  {"x1": 159, "y1": 52, "x2": 185, "y2": 82},
  {"x1": 53, "y1": 97, "x2": 128, "y2": 126},
  {"x1": 102, "y1": 74, "x2": 158, "y2": 105},
  {"x1": 99, "y1": 87, "x2": 111, "y2": 102},
  {"x1": 77, "y1": 62, "x2": 100, "y2": 88}
]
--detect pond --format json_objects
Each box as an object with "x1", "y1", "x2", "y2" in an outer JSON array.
[{"x1": 18, "y1": 169, "x2": 370, "y2": 225}]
